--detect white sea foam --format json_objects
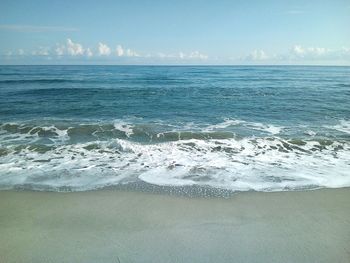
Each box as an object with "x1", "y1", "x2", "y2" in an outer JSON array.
[
  {"x1": 0, "y1": 124, "x2": 65, "y2": 146},
  {"x1": 305, "y1": 130, "x2": 317, "y2": 137},
  {"x1": 205, "y1": 119, "x2": 245, "y2": 130},
  {"x1": 0, "y1": 135, "x2": 349, "y2": 192},
  {"x1": 245, "y1": 122, "x2": 282, "y2": 135},
  {"x1": 113, "y1": 121, "x2": 134, "y2": 137},
  {"x1": 205, "y1": 119, "x2": 283, "y2": 135},
  {"x1": 326, "y1": 120, "x2": 350, "y2": 134}
]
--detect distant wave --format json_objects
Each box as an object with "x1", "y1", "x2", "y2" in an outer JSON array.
[{"x1": 0, "y1": 79, "x2": 73, "y2": 84}]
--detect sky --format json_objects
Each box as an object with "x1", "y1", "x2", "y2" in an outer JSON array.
[{"x1": 0, "y1": 0, "x2": 349, "y2": 65}]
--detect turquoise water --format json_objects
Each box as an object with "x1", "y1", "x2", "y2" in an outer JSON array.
[{"x1": 0, "y1": 65, "x2": 350, "y2": 192}]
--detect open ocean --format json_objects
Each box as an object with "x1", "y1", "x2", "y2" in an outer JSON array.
[{"x1": 0, "y1": 65, "x2": 349, "y2": 193}]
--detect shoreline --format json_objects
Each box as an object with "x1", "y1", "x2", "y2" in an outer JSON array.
[
  {"x1": 8, "y1": 180, "x2": 350, "y2": 198},
  {"x1": 1, "y1": 188, "x2": 350, "y2": 262}
]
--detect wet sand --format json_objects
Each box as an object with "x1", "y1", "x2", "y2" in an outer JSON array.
[{"x1": 0, "y1": 188, "x2": 349, "y2": 263}]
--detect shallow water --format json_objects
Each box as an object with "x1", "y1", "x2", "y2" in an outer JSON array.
[{"x1": 0, "y1": 65, "x2": 349, "y2": 192}]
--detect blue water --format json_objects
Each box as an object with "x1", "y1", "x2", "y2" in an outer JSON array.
[{"x1": 0, "y1": 65, "x2": 350, "y2": 192}]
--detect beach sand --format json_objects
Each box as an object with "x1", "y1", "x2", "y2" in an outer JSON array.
[{"x1": 0, "y1": 188, "x2": 349, "y2": 263}]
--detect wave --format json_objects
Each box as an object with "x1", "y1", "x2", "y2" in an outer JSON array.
[
  {"x1": 205, "y1": 119, "x2": 283, "y2": 135},
  {"x1": 0, "y1": 79, "x2": 74, "y2": 84},
  {"x1": 0, "y1": 118, "x2": 285, "y2": 144},
  {"x1": 1, "y1": 119, "x2": 349, "y2": 193},
  {"x1": 325, "y1": 120, "x2": 350, "y2": 135},
  {"x1": 0, "y1": 122, "x2": 236, "y2": 144},
  {"x1": 0, "y1": 135, "x2": 349, "y2": 192}
]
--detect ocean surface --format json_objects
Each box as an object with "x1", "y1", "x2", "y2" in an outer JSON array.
[{"x1": 0, "y1": 65, "x2": 349, "y2": 193}]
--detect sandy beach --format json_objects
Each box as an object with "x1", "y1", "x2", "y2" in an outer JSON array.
[{"x1": 0, "y1": 188, "x2": 349, "y2": 263}]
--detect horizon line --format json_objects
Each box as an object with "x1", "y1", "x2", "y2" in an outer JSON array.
[{"x1": 0, "y1": 64, "x2": 349, "y2": 67}]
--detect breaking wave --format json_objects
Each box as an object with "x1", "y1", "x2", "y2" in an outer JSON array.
[{"x1": 0, "y1": 119, "x2": 349, "y2": 192}]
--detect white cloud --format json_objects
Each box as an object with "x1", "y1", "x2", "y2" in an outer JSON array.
[
  {"x1": 342, "y1": 47, "x2": 350, "y2": 54},
  {"x1": 156, "y1": 51, "x2": 208, "y2": 60},
  {"x1": 237, "y1": 46, "x2": 350, "y2": 63},
  {"x1": 116, "y1": 45, "x2": 124, "y2": 56},
  {"x1": 126, "y1": 48, "x2": 139, "y2": 57},
  {"x1": 32, "y1": 47, "x2": 50, "y2": 56},
  {"x1": 157, "y1": 52, "x2": 176, "y2": 59},
  {"x1": 291, "y1": 45, "x2": 328, "y2": 57},
  {"x1": 115, "y1": 45, "x2": 139, "y2": 57},
  {"x1": 98, "y1": 42, "x2": 111, "y2": 56},
  {"x1": 67, "y1": 38, "x2": 84, "y2": 56},
  {"x1": 86, "y1": 48, "x2": 93, "y2": 57},
  {"x1": 292, "y1": 45, "x2": 304, "y2": 56},
  {"x1": 6, "y1": 38, "x2": 350, "y2": 65},
  {"x1": 55, "y1": 45, "x2": 65, "y2": 56},
  {"x1": 54, "y1": 39, "x2": 92, "y2": 57},
  {"x1": 290, "y1": 45, "x2": 339, "y2": 60},
  {"x1": 187, "y1": 51, "x2": 208, "y2": 60},
  {"x1": 245, "y1": 49, "x2": 268, "y2": 61}
]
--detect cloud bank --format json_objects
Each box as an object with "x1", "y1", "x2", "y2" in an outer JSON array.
[
  {"x1": 241, "y1": 45, "x2": 350, "y2": 64},
  {"x1": 289, "y1": 45, "x2": 350, "y2": 61},
  {"x1": 2, "y1": 39, "x2": 350, "y2": 65},
  {"x1": 17, "y1": 38, "x2": 208, "y2": 62}
]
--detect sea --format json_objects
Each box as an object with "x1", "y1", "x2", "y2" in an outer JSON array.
[{"x1": 0, "y1": 65, "x2": 349, "y2": 194}]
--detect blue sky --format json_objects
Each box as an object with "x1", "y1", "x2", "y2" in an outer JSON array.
[{"x1": 0, "y1": 0, "x2": 349, "y2": 65}]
